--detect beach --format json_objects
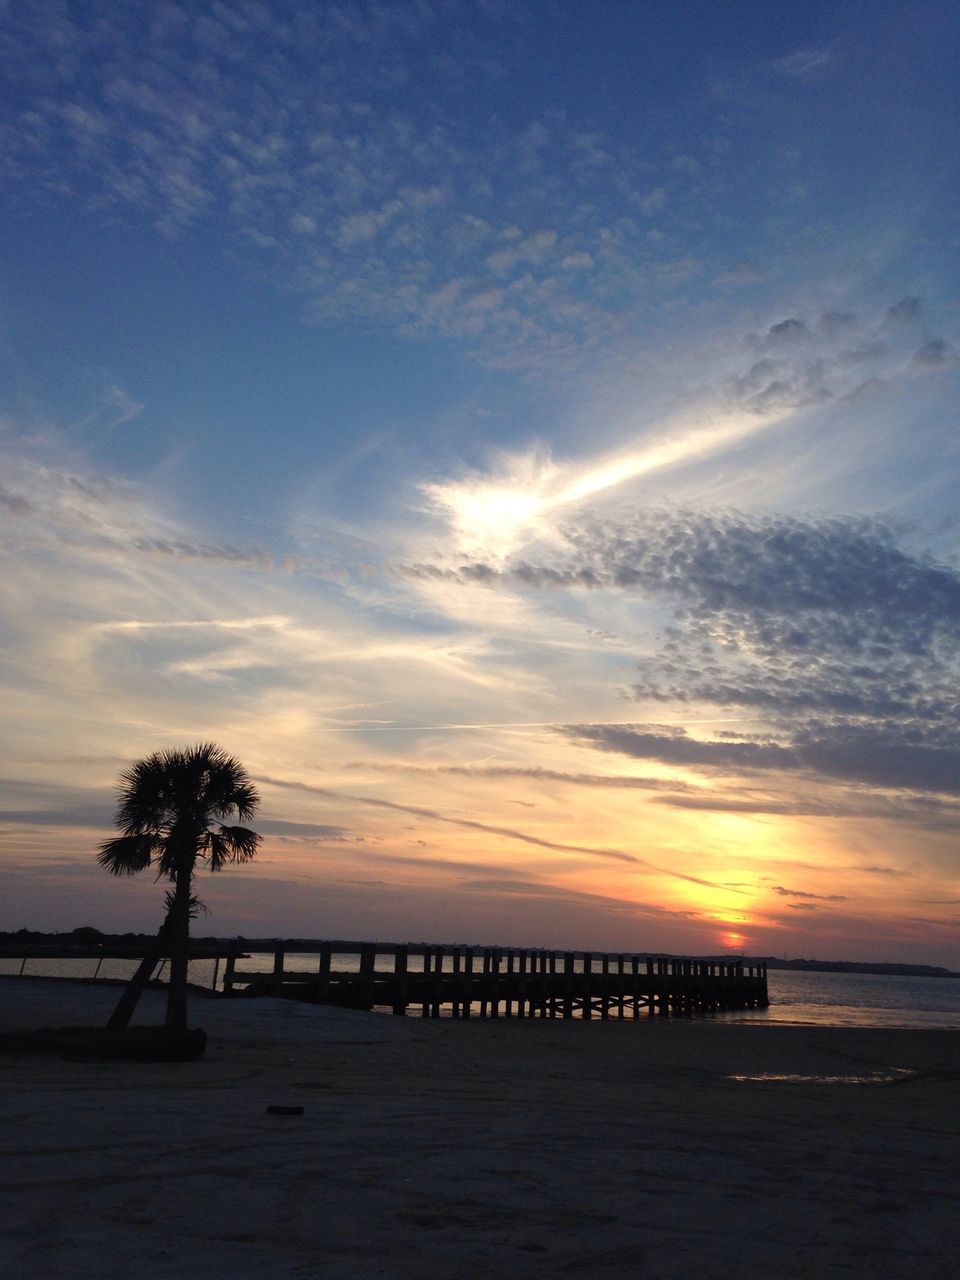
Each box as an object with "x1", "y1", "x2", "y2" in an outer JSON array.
[{"x1": 2, "y1": 978, "x2": 958, "y2": 1279}]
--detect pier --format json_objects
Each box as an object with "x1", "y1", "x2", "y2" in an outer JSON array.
[
  {"x1": 225, "y1": 941, "x2": 769, "y2": 1019},
  {"x1": 1, "y1": 937, "x2": 768, "y2": 1017},
  {"x1": 0, "y1": 940, "x2": 239, "y2": 989}
]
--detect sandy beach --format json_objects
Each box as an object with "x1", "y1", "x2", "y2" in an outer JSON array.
[{"x1": 2, "y1": 977, "x2": 957, "y2": 1279}]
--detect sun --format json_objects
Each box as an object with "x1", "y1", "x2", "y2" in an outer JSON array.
[
  {"x1": 720, "y1": 929, "x2": 747, "y2": 952},
  {"x1": 670, "y1": 875, "x2": 757, "y2": 950}
]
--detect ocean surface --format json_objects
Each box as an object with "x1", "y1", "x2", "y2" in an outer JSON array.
[
  {"x1": 722, "y1": 968, "x2": 960, "y2": 1030},
  {"x1": 2, "y1": 953, "x2": 958, "y2": 1029}
]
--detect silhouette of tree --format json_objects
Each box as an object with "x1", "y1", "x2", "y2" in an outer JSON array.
[{"x1": 98, "y1": 744, "x2": 260, "y2": 1031}]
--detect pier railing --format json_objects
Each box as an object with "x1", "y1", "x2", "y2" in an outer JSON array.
[
  {"x1": 225, "y1": 941, "x2": 768, "y2": 1019},
  {"x1": 0, "y1": 942, "x2": 239, "y2": 990}
]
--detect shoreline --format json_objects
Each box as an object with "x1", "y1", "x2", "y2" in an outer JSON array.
[{"x1": 2, "y1": 979, "x2": 958, "y2": 1278}]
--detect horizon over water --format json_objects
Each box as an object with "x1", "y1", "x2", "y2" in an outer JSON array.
[{"x1": 3, "y1": 956, "x2": 959, "y2": 1030}]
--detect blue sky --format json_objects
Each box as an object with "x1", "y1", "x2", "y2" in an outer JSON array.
[{"x1": 2, "y1": 1, "x2": 959, "y2": 964}]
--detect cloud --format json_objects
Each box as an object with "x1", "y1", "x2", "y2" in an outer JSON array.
[
  {"x1": 288, "y1": 213, "x2": 317, "y2": 235},
  {"x1": 766, "y1": 318, "x2": 808, "y2": 343},
  {"x1": 120, "y1": 537, "x2": 273, "y2": 567},
  {"x1": 345, "y1": 760, "x2": 700, "y2": 794},
  {"x1": 765, "y1": 47, "x2": 832, "y2": 78},
  {"x1": 0, "y1": 454, "x2": 275, "y2": 569},
  {"x1": 411, "y1": 297, "x2": 955, "y2": 558},
  {"x1": 771, "y1": 885, "x2": 848, "y2": 902},
  {"x1": 420, "y1": 408, "x2": 796, "y2": 557},
  {"x1": 561, "y1": 251, "x2": 594, "y2": 270},
  {"x1": 256, "y1": 818, "x2": 351, "y2": 840},
  {"x1": 408, "y1": 503, "x2": 960, "y2": 801},
  {"x1": 259, "y1": 772, "x2": 650, "y2": 866},
  {"x1": 651, "y1": 785, "x2": 960, "y2": 827},
  {"x1": 912, "y1": 338, "x2": 955, "y2": 369},
  {"x1": 458, "y1": 876, "x2": 701, "y2": 921},
  {"x1": 257, "y1": 773, "x2": 741, "y2": 892},
  {"x1": 0, "y1": 804, "x2": 114, "y2": 829},
  {"x1": 634, "y1": 186, "x2": 666, "y2": 214},
  {"x1": 65, "y1": 384, "x2": 145, "y2": 435},
  {"x1": 724, "y1": 303, "x2": 938, "y2": 415},
  {"x1": 414, "y1": 506, "x2": 960, "y2": 635},
  {"x1": 4, "y1": 4, "x2": 903, "y2": 381},
  {"x1": 885, "y1": 296, "x2": 922, "y2": 326},
  {"x1": 565, "y1": 723, "x2": 794, "y2": 773},
  {"x1": 0, "y1": 776, "x2": 115, "y2": 831},
  {"x1": 0, "y1": 485, "x2": 33, "y2": 515},
  {"x1": 564, "y1": 718, "x2": 960, "y2": 798},
  {"x1": 345, "y1": 758, "x2": 960, "y2": 829},
  {"x1": 712, "y1": 263, "x2": 763, "y2": 288}
]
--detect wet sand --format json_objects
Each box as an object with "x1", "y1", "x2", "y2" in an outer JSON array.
[{"x1": 1, "y1": 977, "x2": 957, "y2": 1279}]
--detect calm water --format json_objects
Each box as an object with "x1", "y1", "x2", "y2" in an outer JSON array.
[
  {"x1": 3, "y1": 953, "x2": 958, "y2": 1029},
  {"x1": 739, "y1": 968, "x2": 960, "y2": 1030}
]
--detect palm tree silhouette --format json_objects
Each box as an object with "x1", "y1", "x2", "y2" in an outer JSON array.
[{"x1": 98, "y1": 744, "x2": 260, "y2": 1031}]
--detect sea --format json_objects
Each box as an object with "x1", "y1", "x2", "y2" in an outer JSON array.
[
  {"x1": 2, "y1": 953, "x2": 958, "y2": 1029},
  {"x1": 730, "y1": 968, "x2": 960, "y2": 1030}
]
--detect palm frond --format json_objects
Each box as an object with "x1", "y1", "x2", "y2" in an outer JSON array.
[
  {"x1": 163, "y1": 888, "x2": 209, "y2": 919},
  {"x1": 205, "y1": 824, "x2": 261, "y2": 870},
  {"x1": 226, "y1": 780, "x2": 260, "y2": 822},
  {"x1": 97, "y1": 834, "x2": 161, "y2": 877},
  {"x1": 114, "y1": 751, "x2": 179, "y2": 834}
]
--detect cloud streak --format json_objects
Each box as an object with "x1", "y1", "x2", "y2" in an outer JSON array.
[
  {"x1": 418, "y1": 298, "x2": 955, "y2": 557},
  {"x1": 257, "y1": 773, "x2": 741, "y2": 892}
]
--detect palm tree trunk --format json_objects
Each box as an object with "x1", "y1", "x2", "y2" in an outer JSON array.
[
  {"x1": 106, "y1": 909, "x2": 172, "y2": 1030},
  {"x1": 165, "y1": 862, "x2": 193, "y2": 1032}
]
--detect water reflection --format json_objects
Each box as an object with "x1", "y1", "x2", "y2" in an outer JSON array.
[{"x1": 728, "y1": 1069, "x2": 913, "y2": 1085}]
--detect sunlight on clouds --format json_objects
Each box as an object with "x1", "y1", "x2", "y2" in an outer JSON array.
[
  {"x1": 670, "y1": 873, "x2": 757, "y2": 922},
  {"x1": 422, "y1": 447, "x2": 560, "y2": 558},
  {"x1": 425, "y1": 405, "x2": 788, "y2": 557},
  {"x1": 437, "y1": 484, "x2": 550, "y2": 558},
  {"x1": 91, "y1": 615, "x2": 293, "y2": 635},
  {"x1": 550, "y1": 409, "x2": 786, "y2": 506}
]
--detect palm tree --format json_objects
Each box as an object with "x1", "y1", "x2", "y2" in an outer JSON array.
[{"x1": 98, "y1": 744, "x2": 260, "y2": 1032}]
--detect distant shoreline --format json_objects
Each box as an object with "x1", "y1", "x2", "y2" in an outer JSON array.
[{"x1": 760, "y1": 957, "x2": 959, "y2": 979}]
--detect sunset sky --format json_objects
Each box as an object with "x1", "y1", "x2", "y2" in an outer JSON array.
[{"x1": 2, "y1": 1, "x2": 959, "y2": 965}]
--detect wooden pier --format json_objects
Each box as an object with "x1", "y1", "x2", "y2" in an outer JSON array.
[
  {"x1": 225, "y1": 941, "x2": 768, "y2": 1019},
  {"x1": 0, "y1": 941, "x2": 238, "y2": 990}
]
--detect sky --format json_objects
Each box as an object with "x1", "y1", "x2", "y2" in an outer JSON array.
[{"x1": 2, "y1": 1, "x2": 959, "y2": 966}]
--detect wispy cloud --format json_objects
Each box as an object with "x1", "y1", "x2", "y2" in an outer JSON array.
[
  {"x1": 257, "y1": 773, "x2": 741, "y2": 892},
  {"x1": 764, "y1": 47, "x2": 833, "y2": 78},
  {"x1": 1, "y1": 454, "x2": 275, "y2": 567},
  {"x1": 416, "y1": 298, "x2": 955, "y2": 557},
  {"x1": 422, "y1": 407, "x2": 791, "y2": 558},
  {"x1": 344, "y1": 760, "x2": 701, "y2": 794},
  {"x1": 771, "y1": 885, "x2": 847, "y2": 901},
  {"x1": 70, "y1": 384, "x2": 144, "y2": 434}
]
